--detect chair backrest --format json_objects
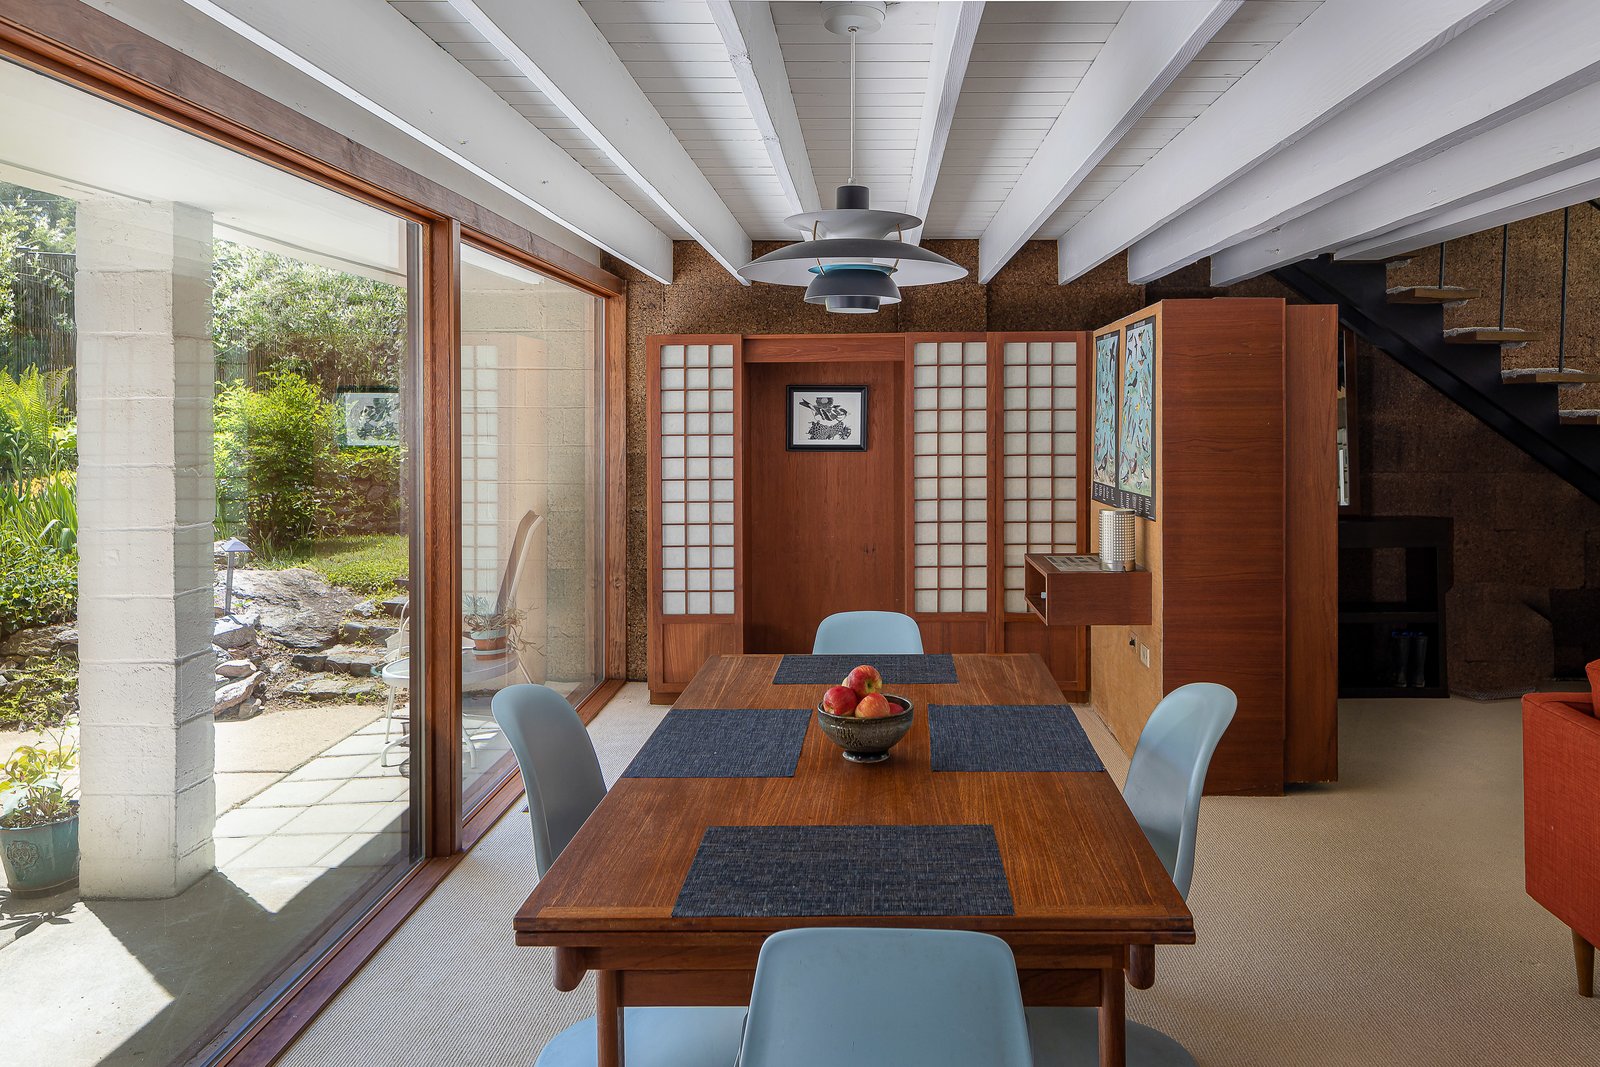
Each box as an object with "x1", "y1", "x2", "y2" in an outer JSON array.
[
  {"x1": 811, "y1": 611, "x2": 925, "y2": 655},
  {"x1": 738, "y1": 927, "x2": 1032, "y2": 1067},
  {"x1": 1122, "y1": 682, "x2": 1237, "y2": 898},
  {"x1": 490, "y1": 684, "x2": 606, "y2": 878}
]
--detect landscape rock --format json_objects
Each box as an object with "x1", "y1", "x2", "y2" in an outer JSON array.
[
  {"x1": 289, "y1": 651, "x2": 328, "y2": 672},
  {"x1": 280, "y1": 675, "x2": 386, "y2": 703},
  {"x1": 212, "y1": 618, "x2": 257, "y2": 650},
  {"x1": 322, "y1": 644, "x2": 383, "y2": 677},
  {"x1": 215, "y1": 659, "x2": 257, "y2": 679},
  {"x1": 213, "y1": 671, "x2": 263, "y2": 718},
  {"x1": 53, "y1": 629, "x2": 78, "y2": 653},
  {"x1": 338, "y1": 620, "x2": 398, "y2": 646},
  {"x1": 1, "y1": 627, "x2": 65, "y2": 660},
  {"x1": 219, "y1": 568, "x2": 361, "y2": 650}
]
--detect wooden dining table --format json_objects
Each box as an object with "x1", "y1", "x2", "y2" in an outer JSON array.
[{"x1": 514, "y1": 653, "x2": 1194, "y2": 1067}]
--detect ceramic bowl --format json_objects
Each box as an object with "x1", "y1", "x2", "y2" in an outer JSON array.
[{"x1": 816, "y1": 694, "x2": 914, "y2": 763}]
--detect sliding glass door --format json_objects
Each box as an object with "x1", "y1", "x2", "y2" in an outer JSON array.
[{"x1": 457, "y1": 244, "x2": 606, "y2": 811}]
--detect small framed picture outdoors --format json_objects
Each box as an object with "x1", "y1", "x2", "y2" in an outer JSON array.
[
  {"x1": 787, "y1": 385, "x2": 868, "y2": 451},
  {"x1": 336, "y1": 387, "x2": 402, "y2": 448}
]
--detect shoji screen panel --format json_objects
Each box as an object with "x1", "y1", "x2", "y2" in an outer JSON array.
[
  {"x1": 997, "y1": 336, "x2": 1083, "y2": 613},
  {"x1": 909, "y1": 338, "x2": 989, "y2": 616},
  {"x1": 648, "y1": 336, "x2": 742, "y2": 700},
  {"x1": 992, "y1": 332, "x2": 1089, "y2": 698}
]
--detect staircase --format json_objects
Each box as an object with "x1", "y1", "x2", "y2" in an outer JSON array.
[{"x1": 1272, "y1": 255, "x2": 1600, "y2": 504}]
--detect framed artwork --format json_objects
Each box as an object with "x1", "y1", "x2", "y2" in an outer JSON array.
[
  {"x1": 1090, "y1": 329, "x2": 1120, "y2": 505},
  {"x1": 1117, "y1": 316, "x2": 1156, "y2": 518},
  {"x1": 786, "y1": 385, "x2": 868, "y2": 451},
  {"x1": 337, "y1": 387, "x2": 402, "y2": 448}
]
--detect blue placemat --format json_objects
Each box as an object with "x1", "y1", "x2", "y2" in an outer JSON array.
[
  {"x1": 928, "y1": 704, "x2": 1104, "y2": 773},
  {"x1": 673, "y1": 824, "x2": 1014, "y2": 917},
  {"x1": 773, "y1": 653, "x2": 958, "y2": 686},
  {"x1": 621, "y1": 707, "x2": 812, "y2": 779}
]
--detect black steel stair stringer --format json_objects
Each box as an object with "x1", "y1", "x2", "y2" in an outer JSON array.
[{"x1": 1273, "y1": 256, "x2": 1600, "y2": 505}]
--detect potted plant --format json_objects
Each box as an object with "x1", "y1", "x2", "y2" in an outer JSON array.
[
  {"x1": 0, "y1": 731, "x2": 79, "y2": 896},
  {"x1": 463, "y1": 596, "x2": 526, "y2": 661}
]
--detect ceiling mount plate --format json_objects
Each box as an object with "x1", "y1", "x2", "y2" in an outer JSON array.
[{"x1": 823, "y1": 2, "x2": 886, "y2": 37}]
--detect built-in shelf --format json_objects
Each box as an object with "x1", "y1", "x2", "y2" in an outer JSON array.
[{"x1": 1024, "y1": 553, "x2": 1152, "y2": 627}]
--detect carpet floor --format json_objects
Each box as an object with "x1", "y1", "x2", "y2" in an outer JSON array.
[{"x1": 277, "y1": 686, "x2": 1600, "y2": 1066}]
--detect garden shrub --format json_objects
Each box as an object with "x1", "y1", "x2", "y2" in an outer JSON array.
[
  {"x1": 214, "y1": 370, "x2": 338, "y2": 555},
  {"x1": 319, "y1": 445, "x2": 407, "y2": 537},
  {"x1": 0, "y1": 543, "x2": 76, "y2": 639}
]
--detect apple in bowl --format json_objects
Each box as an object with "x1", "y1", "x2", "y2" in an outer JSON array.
[
  {"x1": 843, "y1": 664, "x2": 883, "y2": 697},
  {"x1": 820, "y1": 685, "x2": 858, "y2": 717},
  {"x1": 814, "y1": 689, "x2": 914, "y2": 763}
]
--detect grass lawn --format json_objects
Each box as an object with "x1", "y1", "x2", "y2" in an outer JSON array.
[{"x1": 264, "y1": 533, "x2": 410, "y2": 597}]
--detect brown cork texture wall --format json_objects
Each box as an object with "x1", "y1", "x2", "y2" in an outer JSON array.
[{"x1": 610, "y1": 238, "x2": 1600, "y2": 694}]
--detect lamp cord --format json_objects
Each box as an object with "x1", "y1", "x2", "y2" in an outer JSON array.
[{"x1": 848, "y1": 27, "x2": 857, "y2": 185}]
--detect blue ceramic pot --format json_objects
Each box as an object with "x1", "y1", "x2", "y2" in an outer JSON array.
[{"x1": 0, "y1": 809, "x2": 80, "y2": 896}]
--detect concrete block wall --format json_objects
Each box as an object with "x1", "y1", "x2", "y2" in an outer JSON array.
[{"x1": 74, "y1": 198, "x2": 218, "y2": 899}]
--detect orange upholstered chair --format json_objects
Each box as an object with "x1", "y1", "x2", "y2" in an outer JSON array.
[{"x1": 1522, "y1": 662, "x2": 1600, "y2": 997}]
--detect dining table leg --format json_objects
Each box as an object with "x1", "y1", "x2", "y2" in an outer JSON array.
[
  {"x1": 597, "y1": 969, "x2": 624, "y2": 1067},
  {"x1": 1099, "y1": 966, "x2": 1126, "y2": 1067}
]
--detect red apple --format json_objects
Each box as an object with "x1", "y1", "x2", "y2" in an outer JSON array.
[
  {"x1": 821, "y1": 685, "x2": 859, "y2": 717},
  {"x1": 855, "y1": 693, "x2": 893, "y2": 719},
  {"x1": 843, "y1": 664, "x2": 883, "y2": 697}
]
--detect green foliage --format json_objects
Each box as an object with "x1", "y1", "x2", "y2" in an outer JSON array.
[
  {"x1": 0, "y1": 183, "x2": 74, "y2": 366},
  {"x1": 211, "y1": 240, "x2": 408, "y2": 390},
  {"x1": 0, "y1": 729, "x2": 78, "y2": 827},
  {"x1": 267, "y1": 534, "x2": 409, "y2": 597},
  {"x1": 0, "y1": 543, "x2": 76, "y2": 639},
  {"x1": 0, "y1": 473, "x2": 76, "y2": 555},
  {"x1": 320, "y1": 446, "x2": 406, "y2": 536},
  {"x1": 0, "y1": 367, "x2": 74, "y2": 480},
  {"x1": 215, "y1": 370, "x2": 339, "y2": 555}
]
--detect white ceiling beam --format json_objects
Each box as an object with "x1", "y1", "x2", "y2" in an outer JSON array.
[
  {"x1": 1209, "y1": 78, "x2": 1600, "y2": 285},
  {"x1": 707, "y1": 1, "x2": 820, "y2": 227},
  {"x1": 976, "y1": 0, "x2": 1239, "y2": 283},
  {"x1": 1335, "y1": 155, "x2": 1600, "y2": 264},
  {"x1": 448, "y1": 0, "x2": 753, "y2": 281},
  {"x1": 1055, "y1": 0, "x2": 1513, "y2": 284},
  {"x1": 181, "y1": 0, "x2": 673, "y2": 281},
  {"x1": 904, "y1": 1, "x2": 984, "y2": 244},
  {"x1": 1129, "y1": 0, "x2": 1600, "y2": 284}
]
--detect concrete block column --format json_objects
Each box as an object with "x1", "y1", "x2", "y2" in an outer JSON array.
[{"x1": 74, "y1": 198, "x2": 218, "y2": 899}]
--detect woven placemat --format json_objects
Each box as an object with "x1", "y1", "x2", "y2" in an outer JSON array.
[
  {"x1": 621, "y1": 708, "x2": 811, "y2": 779},
  {"x1": 772, "y1": 653, "x2": 958, "y2": 686},
  {"x1": 928, "y1": 705, "x2": 1104, "y2": 773},
  {"x1": 673, "y1": 824, "x2": 1014, "y2": 917}
]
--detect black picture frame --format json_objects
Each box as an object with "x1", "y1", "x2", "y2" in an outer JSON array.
[{"x1": 786, "y1": 384, "x2": 868, "y2": 451}]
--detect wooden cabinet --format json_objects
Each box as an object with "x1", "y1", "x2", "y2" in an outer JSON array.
[
  {"x1": 646, "y1": 332, "x2": 1089, "y2": 703},
  {"x1": 1023, "y1": 554, "x2": 1152, "y2": 626}
]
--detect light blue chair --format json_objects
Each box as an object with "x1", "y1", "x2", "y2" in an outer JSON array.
[
  {"x1": 811, "y1": 610, "x2": 924, "y2": 654},
  {"x1": 492, "y1": 685, "x2": 748, "y2": 1067},
  {"x1": 1027, "y1": 682, "x2": 1237, "y2": 1067},
  {"x1": 738, "y1": 928, "x2": 1033, "y2": 1067}
]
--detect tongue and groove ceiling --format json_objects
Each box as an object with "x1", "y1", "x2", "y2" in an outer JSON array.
[{"x1": 192, "y1": 1, "x2": 1600, "y2": 287}]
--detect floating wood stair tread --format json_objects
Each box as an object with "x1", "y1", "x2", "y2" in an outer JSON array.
[
  {"x1": 1502, "y1": 368, "x2": 1600, "y2": 385},
  {"x1": 1559, "y1": 409, "x2": 1600, "y2": 425},
  {"x1": 1443, "y1": 327, "x2": 1541, "y2": 345},
  {"x1": 1387, "y1": 285, "x2": 1482, "y2": 304}
]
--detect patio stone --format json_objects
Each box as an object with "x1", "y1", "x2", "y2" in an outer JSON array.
[
  {"x1": 248, "y1": 778, "x2": 342, "y2": 808},
  {"x1": 230, "y1": 833, "x2": 349, "y2": 869},
  {"x1": 323, "y1": 776, "x2": 409, "y2": 805},
  {"x1": 214, "y1": 806, "x2": 298, "y2": 838},
  {"x1": 317, "y1": 831, "x2": 407, "y2": 868},
  {"x1": 282, "y1": 754, "x2": 387, "y2": 782},
  {"x1": 279, "y1": 803, "x2": 392, "y2": 836}
]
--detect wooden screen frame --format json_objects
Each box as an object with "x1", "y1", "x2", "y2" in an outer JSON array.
[{"x1": 0, "y1": 6, "x2": 630, "y2": 1065}]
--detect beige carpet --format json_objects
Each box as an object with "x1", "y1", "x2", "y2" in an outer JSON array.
[{"x1": 277, "y1": 686, "x2": 1600, "y2": 1066}]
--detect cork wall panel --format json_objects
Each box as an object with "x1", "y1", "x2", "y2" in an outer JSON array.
[{"x1": 612, "y1": 241, "x2": 1148, "y2": 680}]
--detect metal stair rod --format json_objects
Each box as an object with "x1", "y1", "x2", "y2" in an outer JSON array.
[
  {"x1": 1499, "y1": 225, "x2": 1508, "y2": 330},
  {"x1": 1559, "y1": 207, "x2": 1570, "y2": 373}
]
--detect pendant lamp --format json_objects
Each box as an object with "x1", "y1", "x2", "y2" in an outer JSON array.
[{"x1": 736, "y1": 2, "x2": 966, "y2": 312}]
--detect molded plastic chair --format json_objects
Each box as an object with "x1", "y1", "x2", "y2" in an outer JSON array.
[
  {"x1": 492, "y1": 685, "x2": 747, "y2": 1066},
  {"x1": 811, "y1": 610, "x2": 925, "y2": 655},
  {"x1": 738, "y1": 928, "x2": 1033, "y2": 1067},
  {"x1": 1027, "y1": 682, "x2": 1237, "y2": 1067}
]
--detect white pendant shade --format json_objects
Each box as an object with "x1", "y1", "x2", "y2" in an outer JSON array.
[{"x1": 739, "y1": 237, "x2": 966, "y2": 287}]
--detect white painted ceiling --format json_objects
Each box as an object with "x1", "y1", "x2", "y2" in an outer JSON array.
[{"x1": 183, "y1": 0, "x2": 1600, "y2": 286}]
